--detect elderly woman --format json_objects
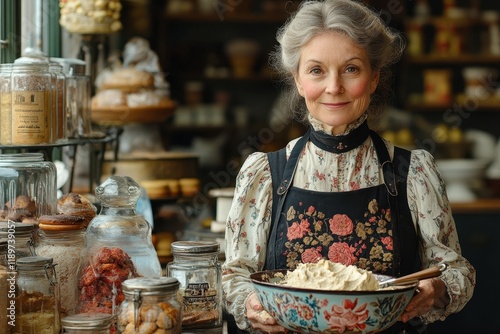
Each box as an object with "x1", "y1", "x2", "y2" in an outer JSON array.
[{"x1": 221, "y1": 1, "x2": 476, "y2": 333}]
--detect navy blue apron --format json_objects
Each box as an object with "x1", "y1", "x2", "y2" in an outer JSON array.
[{"x1": 265, "y1": 127, "x2": 424, "y2": 333}]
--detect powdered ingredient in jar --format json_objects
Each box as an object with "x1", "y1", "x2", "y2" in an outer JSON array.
[
  {"x1": 15, "y1": 290, "x2": 58, "y2": 334},
  {"x1": 37, "y1": 239, "x2": 82, "y2": 317}
]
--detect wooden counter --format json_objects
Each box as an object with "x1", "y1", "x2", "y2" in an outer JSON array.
[{"x1": 450, "y1": 198, "x2": 500, "y2": 214}]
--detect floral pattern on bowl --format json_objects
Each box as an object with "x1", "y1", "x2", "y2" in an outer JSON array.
[{"x1": 251, "y1": 270, "x2": 416, "y2": 334}]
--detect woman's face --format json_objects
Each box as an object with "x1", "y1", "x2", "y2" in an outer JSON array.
[{"x1": 293, "y1": 31, "x2": 379, "y2": 135}]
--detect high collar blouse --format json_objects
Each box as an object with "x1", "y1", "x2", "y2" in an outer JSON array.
[{"x1": 221, "y1": 115, "x2": 476, "y2": 330}]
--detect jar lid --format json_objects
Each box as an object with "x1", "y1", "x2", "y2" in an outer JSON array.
[
  {"x1": 50, "y1": 57, "x2": 86, "y2": 76},
  {"x1": 0, "y1": 152, "x2": 44, "y2": 163},
  {"x1": 16, "y1": 256, "x2": 53, "y2": 269},
  {"x1": 122, "y1": 277, "x2": 179, "y2": 295},
  {"x1": 0, "y1": 221, "x2": 35, "y2": 238},
  {"x1": 61, "y1": 313, "x2": 114, "y2": 330},
  {"x1": 170, "y1": 240, "x2": 220, "y2": 254}
]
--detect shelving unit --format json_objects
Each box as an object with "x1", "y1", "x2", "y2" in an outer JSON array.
[{"x1": 397, "y1": 0, "x2": 500, "y2": 138}]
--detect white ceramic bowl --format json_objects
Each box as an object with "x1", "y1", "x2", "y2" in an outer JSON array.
[{"x1": 436, "y1": 159, "x2": 489, "y2": 202}]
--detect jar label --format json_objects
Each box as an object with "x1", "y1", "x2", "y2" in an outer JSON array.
[
  {"x1": 181, "y1": 282, "x2": 221, "y2": 327},
  {"x1": 12, "y1": 90, "x2": 51, "y2": 144},
  {"x1": 0, "y1": 93, "x2": 12, "y2": 144}
]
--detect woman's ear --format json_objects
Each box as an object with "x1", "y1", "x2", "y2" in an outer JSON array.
[
  {"x1": 370, "y1": 70, "x2": 380, "y2": 94},
  {"x1": 293, "y1": 70, "x2": 305, "y2": 97}
]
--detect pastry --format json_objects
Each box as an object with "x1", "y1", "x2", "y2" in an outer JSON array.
[{"x1": 57, "y1": 193, "x2": 97, "y2": 226}]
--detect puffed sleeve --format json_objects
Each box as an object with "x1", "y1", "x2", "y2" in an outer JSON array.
[
  {"x1": 407, "y1": 149, "x2": 476, "y2": 324},
  {"x1": 221, "y1": 151, "x2": 274, "y2": 330}
]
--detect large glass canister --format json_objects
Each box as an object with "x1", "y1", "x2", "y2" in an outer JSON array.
[
  {"x1": 117, "y1": 277, "x2": 182, "y2": 334},
  {"x1": 0, "y1": 221, "x2": 36, "y2": 261},
  {"x1": 167, "y1": 241, "x2": 222, "y2": 329},
  {"x1": 77, "y1": 176, "x2": 162, "y2": 315},
  {"x1": 10, "y1": 61, "x2": 54, "y2": 145},
  {"x1": 36, "y1": 218, "x2": 85, "y2": 318},
  {"x1": 61, "y1": 313, "x2": 114, "y2": 334},
  {"x1": 0, "y1": 153, "x2": 57, "y2": 222},
  {"x1": 0, "y1": 63, "x2": 13, "y2": 145},
  {"x1": 15, "y1": 256, "x2": 60, "y2": 334}
]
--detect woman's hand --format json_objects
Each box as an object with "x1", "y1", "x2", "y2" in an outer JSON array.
[
  {"x1": 399, "y1": 277, "x2": 449, "y2": 323},
  {"x1": 246, "y1": 292, "x2": 287, "y2": 333}
]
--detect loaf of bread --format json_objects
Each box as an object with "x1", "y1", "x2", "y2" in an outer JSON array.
[{"x1": 99, "y1": 68, "x2": 155, "y2": 91}]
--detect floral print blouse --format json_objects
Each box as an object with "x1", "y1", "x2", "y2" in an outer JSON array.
[{"x1": 221, "y1": 116, "x2": 476, "y2": 330}]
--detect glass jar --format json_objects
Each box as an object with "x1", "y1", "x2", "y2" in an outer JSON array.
[
  {"x1": 0, "y1": 221, "x2": 36, "y2": 261},
  {"x1": 0, "y1": 153, "x2": 57, "y2": 222},
  {"x1": 0, "y1": 239, "x2": 11, "y2": 334},
  {"x1": 0, "y1": 63, "x2": 13, "y2": 145},
  {"x1": 37, "y1": 223, "x2": 85, "y2": 317},
  {"x1": 15, "y1": 256, "x2": 60, "y2": 334},
  {"x1": 167, "y1": 241, "x2": 222, "y2": 329},
  {"x1": 117, "y1": 277, "x2": 182, "y2": 334},
  {"x1": 77, "y1": 176, "x2": 162, "y2": 315},
  {"x1": 49, "y1": 62, "x2": 67, "y2": 142},
  {"x1": 51, "y1": 58, "x2": 92, "y2": 138},
  {"x1": 10, "y1": 62, "x2": 54, "y2": 145},
  {"x1": 61, "y1": 313, "x2": 114, "y2": 334}
]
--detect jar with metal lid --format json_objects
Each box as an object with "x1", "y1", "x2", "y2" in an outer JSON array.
[
  {"x1": 0, "y1": 153, "x2": 57, "y2": 222},
  {"x1": 167, "y1": 240, "x2": 222, "y2": 329},
  {"x1": 0, "y1": 221, "x2": 36, "y2": 262},
  {"x1": 15, "y1": 255, "x2": 60, "y2": 334},
  {"x1": 77, "y1": 176, "x2": 162, "y2": 315},
  {"x1": 36, "y1": 220, "x2": 85, "y2": 317},
  {"x1": 117, "y1": 277, "x2": 182, "y2": 334},
  {"x1": 10, "y1": 61, "x2": 54, "y2": 145},
  {"x1": 0, "y1": 63, "x2": 13, "y2": 145},
  {"x1": 61, "y1": 313, "x2": 114, "y2": 333}
]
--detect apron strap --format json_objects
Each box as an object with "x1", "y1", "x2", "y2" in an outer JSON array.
[
  {"x1": 369, "y1": 130, "x2": 420, "y2": 276},
  {"x1": 265, "y1": 130, "x2": 310, "y2": 270}
]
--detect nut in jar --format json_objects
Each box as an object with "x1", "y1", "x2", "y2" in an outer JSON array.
[{"x1": 117, "y1": 277, "x2": 181, "y2": 334}]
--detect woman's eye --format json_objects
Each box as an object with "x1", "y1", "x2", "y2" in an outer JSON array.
[
  {"x1": 309, "y1": 67, "x2": 322, "y2": 75},
  {"x1": 346, "y1": 66, "x2": 358, "y2": 73}
]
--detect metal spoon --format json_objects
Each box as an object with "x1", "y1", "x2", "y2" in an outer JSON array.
[{"x1": 379, "y1": 263, "x2": 448, "y2": 288}]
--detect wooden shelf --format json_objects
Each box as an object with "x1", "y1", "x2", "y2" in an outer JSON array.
[
  {"x1": 405, "y1": 54, "x2": 500, "y2": 65},
  {"x1": 451, "y1": 198, "x2": 500, "y2": 214},
  {"x1": 164, "y1": 12, "x2": 287, "y2": 23}
]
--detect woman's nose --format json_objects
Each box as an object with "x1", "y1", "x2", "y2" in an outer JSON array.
[{"x1": 325, "y1": 75, "x2": 344, "y2": 94}]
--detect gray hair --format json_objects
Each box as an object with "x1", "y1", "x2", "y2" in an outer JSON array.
[{"x1": 270, "y1": 0, "x2": 405, "y2": 122}]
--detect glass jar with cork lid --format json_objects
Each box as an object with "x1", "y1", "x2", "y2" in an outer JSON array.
[{"x1": 36, "y1": 216, "x2": 86, "y2": 318}]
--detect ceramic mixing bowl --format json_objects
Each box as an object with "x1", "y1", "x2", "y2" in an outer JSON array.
[{"x1": 250, "y1": 270, "x2": 417, "y2": 334}]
